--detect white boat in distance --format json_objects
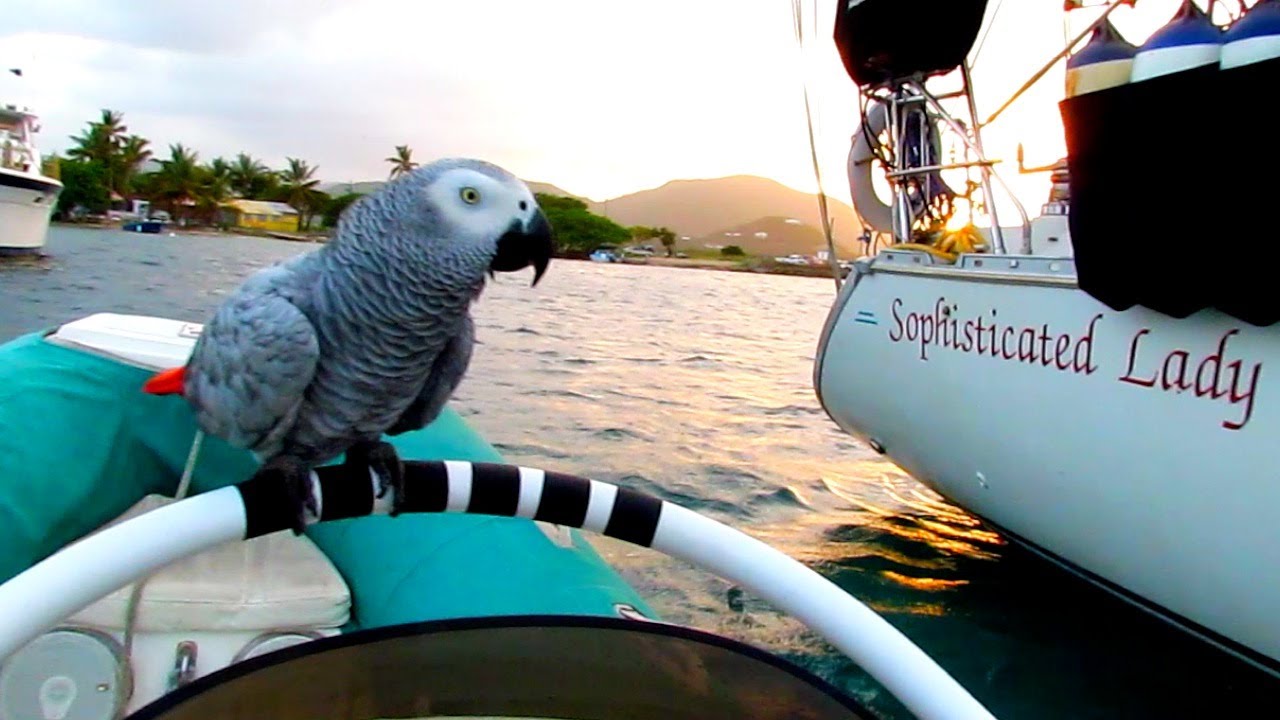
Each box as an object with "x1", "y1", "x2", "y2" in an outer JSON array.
[
  {"x1": 0, "y1": 100, "x2": 62, "y2": 254},
  {"x1": 815, "y1": 0, "x2": 1280, "y2": 675}
]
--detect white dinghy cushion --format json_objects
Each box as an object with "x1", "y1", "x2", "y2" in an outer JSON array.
[{"x1": 70, "y1": 495, "x2": 351, "y2": 632}]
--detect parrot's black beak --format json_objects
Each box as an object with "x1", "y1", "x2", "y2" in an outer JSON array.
[{"x1": 492, "y1": 208, "x2": 555, "y2": 286}]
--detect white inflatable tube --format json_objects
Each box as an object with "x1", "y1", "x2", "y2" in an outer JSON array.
[
  {"x1": 0, "y1": 467, "x2": 997, "y2": 720},
  {"x1": 654, "y1": 503, "x2": 996, "y2": 720},
  {"x1": 0, "y1": 486, "x2": 247, "y2": 659}
]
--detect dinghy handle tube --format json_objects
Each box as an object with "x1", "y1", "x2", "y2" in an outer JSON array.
[{"x1": 0, "y1": 461, "x2": 996, "y2": 720}]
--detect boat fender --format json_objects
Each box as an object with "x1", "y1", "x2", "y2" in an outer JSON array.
[
  {"x1": 1221, "y1": 0, "x2": 1280, "y2": 69},
  {"x1": 1066, "y1": 18, "x2": 1138, "y2": 96},
  {"x1": 1131, "y1": 0, "x2": 1223, "y2": 82}
]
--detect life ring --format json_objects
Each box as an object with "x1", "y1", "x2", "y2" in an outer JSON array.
[
  {"x1": 847, "y1": 100, "x2": 894, "y2": 234},
  {"x1": 847, "y1": 100, "x2": 946, "y2": 236}
]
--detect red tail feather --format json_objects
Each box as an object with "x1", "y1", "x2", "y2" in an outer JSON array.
[{"x1": 143, "y1": 366, "x2": 187, "y2": 395}]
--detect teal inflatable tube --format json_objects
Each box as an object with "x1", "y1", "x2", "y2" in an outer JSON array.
[{"x1": 0, "y1": 330, "x2": 652, "y2": 629}]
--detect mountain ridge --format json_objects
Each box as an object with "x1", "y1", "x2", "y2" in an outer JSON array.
[
  {"x1": 319, "y1": 174, "x2": 862, "y2": 255},
  {"x1": 586, "y1": 175, "x2": 860, "y2": 253}
]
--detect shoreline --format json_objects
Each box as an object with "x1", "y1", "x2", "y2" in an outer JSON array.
[
  {"x1": 44, "y1": 222, "x2": 851, "y2": 280},
  {"x1": 573, "y1": 255, "x2": 850, "y2": 280},
  {"x1": 50, "y1": 221, "x2": 327, "y2": 243}
]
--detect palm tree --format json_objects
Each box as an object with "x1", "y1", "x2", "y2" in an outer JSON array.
[
  {"x1": 279, "y1": 157, "x2": 321, "y2": 231},
  {"x1": 228, "y1": 153, "x2": 271, "y2": 198},
  {"x1": 96, "y1": 109, "x2": 126, "y2": 142},
  {"x1": 151, "y1": 144, "x2": 203, "y2": 221},
  {"x1": 208, "y1": 156, "x2": 233, "y2": 182},
  {"x1": 66, "y1": 123, "x2": 115, "y2": 203},
  {"x1": 195, "y1": 166, "x2": 231, "y2": 223},
  {"x1": 386, "y1": 145, "x2": 417, "y2": 179},
  {"x1": 66, "y1": 111, "x2": 137, "y2": 201},
  {"x1": 199, "y1": 158, "x2": 232, "y2": 211},
  {"x1": 68, "y1": 110, "x2": 127, "y2": 160},
  {"x1": 115, "y1": 135, "x2": 151, "y2": 198},
  {"x1": 66, "y1": 124, "x2": 113, "y2": 164}
]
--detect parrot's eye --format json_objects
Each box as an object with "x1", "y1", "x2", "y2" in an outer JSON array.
[{"x1": 460, "y1": 187, "x2": 482, "y2": 205}]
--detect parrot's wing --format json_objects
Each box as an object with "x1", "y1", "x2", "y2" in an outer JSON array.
[
  {"x1": 186, "y1": 286, "x2": 320, "y2": 456},
  {"x1": 386, "y1": 314, "x2": 475, "y2": 436}
]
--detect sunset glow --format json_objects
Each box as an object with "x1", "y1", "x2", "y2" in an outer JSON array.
[{"x1": 1, "y1": 1, "x2": 1195, "y2": 214}]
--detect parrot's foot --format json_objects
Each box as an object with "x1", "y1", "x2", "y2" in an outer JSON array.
[
  {"x1": 345, "y1": 440, "x2": 406, "y2": 516},
  {"x1": 255, "y1": 455, "x2": 317, "y2": 535}
]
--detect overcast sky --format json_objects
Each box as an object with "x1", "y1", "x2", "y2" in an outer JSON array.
[{"x1": 2, "y1": 1, "x2": 1183, "y2": 207}]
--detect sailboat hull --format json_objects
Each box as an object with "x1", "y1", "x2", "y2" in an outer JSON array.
[{"x1": 815, "y1": 251, "x2": 1280, "y2": 673}]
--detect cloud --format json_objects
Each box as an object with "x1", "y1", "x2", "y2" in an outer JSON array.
[
  {"x1": 7, "y1": 0, "x2": 345, "y2": 54},
  {"x1": 2, "y1": 1, "x2": 871, "y2": 201}
]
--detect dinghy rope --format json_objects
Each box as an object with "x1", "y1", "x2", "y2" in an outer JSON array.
[
  {"x1": 0, "y1": 460, "x2": 997, "y2": 720},
  {"x1": 122, "y1": 430, "x2": 206, "y2": 658}
]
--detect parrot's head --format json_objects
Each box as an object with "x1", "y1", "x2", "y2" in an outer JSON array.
[{"x1": 376, "y1": 158, "x2": 555, "y2": 286}]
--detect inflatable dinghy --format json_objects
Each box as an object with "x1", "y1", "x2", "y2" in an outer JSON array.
[{"x1": 0, "y1": 313, "x2": 994, "y2": 720}]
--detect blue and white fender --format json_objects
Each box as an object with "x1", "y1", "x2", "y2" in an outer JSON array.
[
  {"x1": 1131, "y1": 0, "x2": 1223, "y2": 82},
  {"x1": 1066, "y1": 18, "x2": 1138, "y2": 96},
  {"x1": 1221, "y1": 0, "x2": 1280, "y2": 69}
]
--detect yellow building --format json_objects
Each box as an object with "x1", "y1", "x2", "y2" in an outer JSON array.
[{"x1": 220, "y1": 199, "x2": 300, "y2": 233}]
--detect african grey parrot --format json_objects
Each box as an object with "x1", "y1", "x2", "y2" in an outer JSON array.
[{"x1": 143, "y1": 158, "x2": 554, "y2": 533}]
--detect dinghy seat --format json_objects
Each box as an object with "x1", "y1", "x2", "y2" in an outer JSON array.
[{"x1": 71, "y1": 495, "x2": 351, "y2": 632}]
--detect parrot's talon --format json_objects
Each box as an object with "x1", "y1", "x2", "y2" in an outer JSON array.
[
  {"x1": 345, "y1": 441, "x2": 405, "y2": 517},
  {"x1": 253, "y1": 455, "x2": 316, "y2": 536}
]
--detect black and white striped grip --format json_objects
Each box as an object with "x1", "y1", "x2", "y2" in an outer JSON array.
[{"x1": 236, "y1": 460, "x2": 665, "y2": 547}]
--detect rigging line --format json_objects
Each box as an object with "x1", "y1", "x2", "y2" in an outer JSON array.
[
  {"x1": 804, "y1": 86, "x2": 841, "y2": 291},
  {"x1": 970, "y1": 0, "x2": 1007, "y2": 69},
  {"x1": 792, "y1": 0, "x2": 842, "y2": 291}
]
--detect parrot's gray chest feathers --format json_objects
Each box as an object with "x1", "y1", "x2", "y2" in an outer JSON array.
[{"x1": 282, "y1": 253, "x2": 481, "y2": 462}]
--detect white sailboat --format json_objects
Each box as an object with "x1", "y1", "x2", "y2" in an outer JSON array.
[{"x1": 815, "y1": 0, "x2": 1280, "y2": 674}]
